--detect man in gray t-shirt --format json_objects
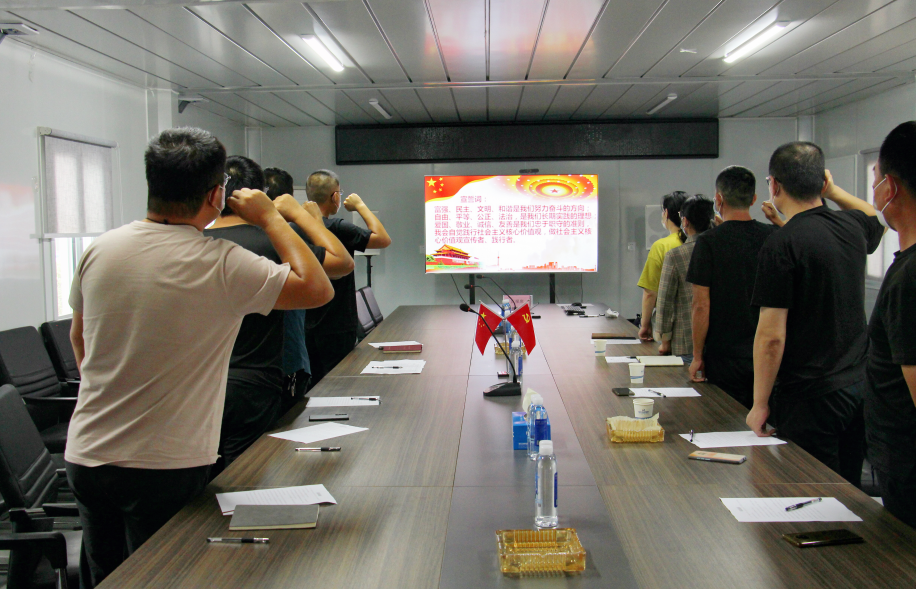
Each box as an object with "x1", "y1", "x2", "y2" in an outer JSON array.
[{"x1": 65, "y1": 128, "x2": 333, "y2": 588}]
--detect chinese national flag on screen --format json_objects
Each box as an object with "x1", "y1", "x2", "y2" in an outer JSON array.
[
  {"x1": 506, "y1": 304, "x2": 537, "y2": 353},
  {"x1": 474, "y1": 304, "x2": 503, "y2": 355}
]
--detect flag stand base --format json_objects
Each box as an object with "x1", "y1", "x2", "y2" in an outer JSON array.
[{"x1": 483, "y1": 381, "x2": 522, "y2": 397}]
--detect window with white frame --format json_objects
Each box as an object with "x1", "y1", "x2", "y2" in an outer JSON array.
[
  {"x1": 861, "y1": 151, "x2": 897, "y2": 280},
  {"x1": 39, "y1": 128, "x2": 119, "y2": 318}
]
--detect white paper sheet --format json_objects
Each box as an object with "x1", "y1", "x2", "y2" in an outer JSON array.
[
  {"x1": 679, "y1": 431, "x2": 787, "y2": 449},
  {"x1": 629, "y1": 387, "x2": 701, "y2": 398},
  {"x1": 307, "y1": 397, "x2": 380, "y2": 408},
  {"x1": 269, "y1": 422, "x2": 368, "y2": 444},
  {"x1": 216, "y1": 484, "x2": 337, "y2": 516},
  {"x1": 605, "y1": 356, "x2": 638, "y2": 364},
  {"x1": 636, "y1": 356, "x2": 685, "y2": 366},
  {"x1": 600, "y1": 339, "x2": 642, "y2": 345},
  {"x1": 368, "y1": 341, "x2": 421, "y2": 349},
  {"x1": 361, "y1": 360, "x2": 426, "y2": 374},
  {"x1": 720, "y1": 497, "x2": 862, "y2": 523}
]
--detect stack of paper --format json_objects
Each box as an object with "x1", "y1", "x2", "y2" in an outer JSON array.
[
  {"x1": 636, "y1": 356, "x2": 684, "y2": 366},
  {"x1": 679, "y1": 431, "x2": 787, "y2": 449},
  {"x1": 216, "y1": 484, "x2": 337, "y2": 516},
  {"x1": 270, "y1": 422, "x2": 368, "y2": 444},
  {"x1": 596, "y1": 338, "x2": 642, "y2": 345},
  {"x1": 606, "y1": 356, "x2": 638, "y2": 364},
  {"x1": 361, "y1": 360, "x2": 426, "y2": 374},
  {"x1": 720, "y1": 497, "x2": 862, "y2": 522}
]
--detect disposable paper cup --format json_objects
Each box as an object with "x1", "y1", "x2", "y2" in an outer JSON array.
[
  {"x1": 633, "y1": 398, "x2": 654, "y2": 419},
  {"x1": 628, "y1": 362, "x2": 645, "y2": 384},
  {"x1": 593, "y1": 339, "x2": 607, "y2": 355}
]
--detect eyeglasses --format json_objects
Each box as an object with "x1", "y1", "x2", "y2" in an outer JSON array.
[
  {"x1": 766, "y1": 176, "x2": 780, "y2": 187},
  {"x1": 210, "y1": 173, "x2": 230, "y2": 192}
]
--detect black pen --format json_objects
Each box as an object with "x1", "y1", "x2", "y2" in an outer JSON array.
[
  {"x1": 207, "y1": 537, "x2": 269, "y2": 543},
  {"x1": 785, "y1": 497, "x2": 822, "y2": 512},
  {"x1": 648, "y1": 389, "x2": 667, "y2": 397},
  {"x1": 295, "y1": 447, "x2": 341, "y2": 452},
  {"x1": 350, "y1": 396, "x2": 379, "y2": 401},
  {"x1": 689, "y1": 429, "x2": 694, "y2": 443}
]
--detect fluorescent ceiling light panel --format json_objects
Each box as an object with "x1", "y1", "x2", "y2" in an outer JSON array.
[
  {"x1": 369, "y1": 98, "x2": 392, "y2": 119},
  {"x1": 646, "y1": 93, "x2": 677, "y2": 115},
  {"x1": 301, "y1": 35, "x2": 344, "y2": 72},
  {"x1": 723, "y1": 22, "x2": 787, "y2": 64}
]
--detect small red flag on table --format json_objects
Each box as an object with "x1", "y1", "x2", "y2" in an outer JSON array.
[
  {"x1": 506, "y1": 304, "x2": 537, "y2": 353},
  {"x1": 474, "y1": 304, "x2": 503, "y2": 355}
]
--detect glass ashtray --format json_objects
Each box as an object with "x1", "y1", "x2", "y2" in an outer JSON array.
[{"x1": 496, "y1": 528, "x2": 586, "y2": 577}]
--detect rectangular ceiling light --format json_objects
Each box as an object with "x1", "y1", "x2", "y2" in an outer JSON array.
[
  {"x1": 646, "y1": 93, "x2": 677, "y2": 115},
  {"x1": 369, "y1": 98, "x2": 392, "y2": 119},
  {"x1": 723, "y1": 22, "x2": 788, "y2": 64},
  {"x1": 301, "y1": 35, "x2": 344, "y2": 72}
]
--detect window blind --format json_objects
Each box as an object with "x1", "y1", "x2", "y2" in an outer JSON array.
[{"x1": 41, "y1": 130, "x2": 116, "y2": 236}]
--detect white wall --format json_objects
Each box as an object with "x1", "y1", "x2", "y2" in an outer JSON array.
[
  {"x1": 0, "y1": 41, "x2": 148, "y2": 331},
  {"x1": 814, "y1": 82, "x2": 916, "y2": 311},
  {"x1": 255, "y1": 118, "x2": 797, "y2": 319}
]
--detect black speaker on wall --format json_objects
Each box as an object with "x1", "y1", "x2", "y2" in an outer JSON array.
[{"x1": 336, "y1": 118, "x2": 718, "y2": 165}]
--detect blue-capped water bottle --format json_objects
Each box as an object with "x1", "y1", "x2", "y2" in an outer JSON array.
[{"x1": 527, "y1": 394, "x2": 549, "y2": 460}]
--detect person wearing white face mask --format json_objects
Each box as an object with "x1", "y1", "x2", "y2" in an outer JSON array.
[
  {"x1": 304, "y1": 169, "x2": 392, "y2": 386},
  {"x1": 862, "y1": 121, "x2": 916, "y2": 528},
  {"x1": 747, "y1": 141, "x2": 885, "y2": 489}
]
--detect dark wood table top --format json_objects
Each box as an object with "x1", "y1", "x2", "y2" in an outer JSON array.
[{"x1": 99, "y1": 304, "x2": 916, "y2": 589}]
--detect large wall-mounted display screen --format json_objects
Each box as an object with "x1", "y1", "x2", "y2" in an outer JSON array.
[{"x1": 425, "y1": 175, "x2": 598, "y2": 274}]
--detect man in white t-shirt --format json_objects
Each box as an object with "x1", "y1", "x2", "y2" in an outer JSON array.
[{"x1": 65, "y1": 127, "x2": 333, "y2": 588}]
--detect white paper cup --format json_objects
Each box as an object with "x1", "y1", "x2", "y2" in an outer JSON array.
[
  {"x1": 593, "y1": 339, "x2": 607, "y2": 355},
  {"x1": 628, "y1": 362, "x2": 645, "y2": 384},
  {"x1": 633, "y1": 398, "x2": 654, "y2": 419}
]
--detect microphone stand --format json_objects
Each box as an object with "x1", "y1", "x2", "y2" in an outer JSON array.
[
  {"x1": 476, "y1": 274, "x2": 516, "y2": 310},
  {"x1": 459, "y1": 304, "x2": 522, "y2": 397},
  {"x1": 464, "y1": 284, "x2": 506, "y2": 334}
]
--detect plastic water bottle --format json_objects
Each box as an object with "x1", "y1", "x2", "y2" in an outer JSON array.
[
  {"x1": 527, "y1": 394, "x2": 548, "y2": 460},
  {"x1": 535, "y1": 440, "x2": 558, "y2": 529}
]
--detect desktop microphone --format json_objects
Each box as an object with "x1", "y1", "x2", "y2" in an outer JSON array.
[
  {"x1": 475, "y1": 274, "x2": 516, "y2": 310},
  {"x1": 459, "y1": 304, "x2": 522, "y2": 397}
]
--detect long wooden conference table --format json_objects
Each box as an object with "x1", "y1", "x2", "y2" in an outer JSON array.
[{"x1": 100, "y1": 305, "x2": 916, "y2": 588}]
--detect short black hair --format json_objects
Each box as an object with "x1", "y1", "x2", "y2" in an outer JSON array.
[
  {"x1": 306, "y1": 169, "x2": 339, "y2": 205},
  {"x1": 769, "y1": 142, "x2": 825, "y2": 201},
  {"x1": 878, "y1": 121, "x2": 916, "y2": 197},
  {"x1": 662, "y1": 191, "x2": 690, "y2": 228},
  {"x1": 716, "y1": 166, "x2": 756, "y2": 208},
  {"x1": 264, "y1": 167, "x2": 294, "y2": 201},
  {"x1": 681, "y1": 195, "x2": 715, "y2": 234},
  {"x1": 145, "y1": 127, "x2": 226, "y2": 218},
  {"x1": 224, "y1": 156, "x2": 265, "y2": 216}
]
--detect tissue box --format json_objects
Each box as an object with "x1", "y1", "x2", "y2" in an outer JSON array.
[{"x1": 512, "y1": 412, "x2": 527, "y2": 450}]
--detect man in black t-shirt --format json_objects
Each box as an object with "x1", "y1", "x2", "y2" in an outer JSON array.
[
  {"x1": 863, "y1": 121, "x2": 916, "y2": 527},
  {"x1": 205, "y1": 157, "x2": 352, "y2": 477},
  {"x1": 748, "y1": 142, "x2": 884, "y2": 487},
  {"x1": 687, "y1": 166, "x2": 777, "y2": 409},
  {"x1": 305, "y1": 169, "x2": 392, "y2": 386}
]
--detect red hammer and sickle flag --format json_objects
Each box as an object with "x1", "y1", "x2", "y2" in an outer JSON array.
[
  {"x1": 474, "y1": 304, "x2": 503, "y2": 355},
  {"x1": 506, "y1": 303, "x2": 537, "y2": 353}
]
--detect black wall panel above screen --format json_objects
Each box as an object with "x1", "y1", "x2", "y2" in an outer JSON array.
[{"x1": 336, "y1": 119, "x2": 718, "y2": 164}]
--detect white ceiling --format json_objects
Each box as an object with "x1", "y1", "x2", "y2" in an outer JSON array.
[{"x1": 2, "y1": 0, "x2": 915, "y2": 126}]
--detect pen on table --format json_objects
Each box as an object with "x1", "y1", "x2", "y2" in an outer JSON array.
[
  {"x1": 689, "y1": 429, "x2": 694, "y2": 443},
  {"x1": 350, "y1": 396, "x2": 379, "y2": 401},
  {"x1": 207, "y1": 537, "x2": 269, "y2": 544},
  {"x1": 785, "y1": 497, "x2": 823, "y2": 512},
  {"x1": 295, "y1": 447, "x2": 341, "y2": 452},
  {"x1": 648, "y1": 389, "x2": 667, "y2": 397}
]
